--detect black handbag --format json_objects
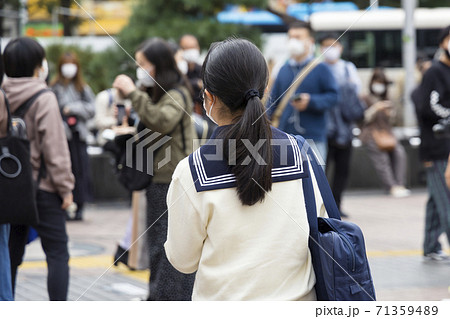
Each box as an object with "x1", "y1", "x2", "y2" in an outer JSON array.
[
  {"x1": 0, "y1": 90, "x2": 40, "y2": 225},
  {"x1": 116, "y1": 88, "x2": 188, "y2": 191}
]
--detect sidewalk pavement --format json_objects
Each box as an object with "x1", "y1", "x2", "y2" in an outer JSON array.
[{"x1": 15, "y1": 189, "x2": 450, "y2": 301}]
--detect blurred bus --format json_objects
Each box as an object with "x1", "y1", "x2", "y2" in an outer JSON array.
[
  {"x1": 310, "y1": 7, "x2": 450, "y2": 69},
  {"x1": 262, "y1": 7, "x2": 450, "y2": 126}
]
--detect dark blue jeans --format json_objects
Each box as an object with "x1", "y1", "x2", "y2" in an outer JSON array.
[
  {"x1": 9, "y1": 190, "x2": 70, "y2": 301},
  {"x1": 0, "y1": 224, "x2": 13, "y2": 301}
]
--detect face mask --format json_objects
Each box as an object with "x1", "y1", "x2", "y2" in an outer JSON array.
[
  {"x1": 38, "y1": 59, "x2": 49, "y2": 81},
  {"x1": 203, "y1": 94, "x2": 217, "y2": 125},
  {"x1": 371, "y1": 83, "x2": 386, "y2": 95},
  {"x1": 177, "y1": 60, "x2": 188, "y2": 75},
  {"x1": 183, "y1": 49, "x2": 200, "y2": 63},
  {"x1": 61, "y1": 63, "x2": 78, "y2": 79},
  {"x1": 323, "y1": 46, "x2": 341, "y2": 62},
  {"x1": 288, "y1": 38, "x2": 306, "y2": 57},
  {"x1": 136, "y1": 67, "x2": 155, "y2": 87}
]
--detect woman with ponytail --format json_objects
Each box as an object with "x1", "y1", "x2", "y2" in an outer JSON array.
[{"x1": 165, "y1": 38, "x2": 326, "y2": 300}]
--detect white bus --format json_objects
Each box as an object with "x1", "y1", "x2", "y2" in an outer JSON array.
[{"x1": 310, "y1": 7, "x2": 450, "y2": 69}]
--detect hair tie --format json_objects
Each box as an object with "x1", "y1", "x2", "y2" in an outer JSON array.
[{"x1": 244, "y1": 89, "x2": 259, "y2": 103}]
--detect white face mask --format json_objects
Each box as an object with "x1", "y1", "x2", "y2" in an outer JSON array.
[
  {"x1": 288, "y1": 38, "x2": 306, "y2": 57},
  {"x1": 371, "y1": 83, "x2": 386, "y2": 95},
  {"x1": 61, "y1": 63, "x2": 78, "y2": 79},
  {"x1": 203, "y1": 94, "x2": 217, "y2": 125},
  {"x1": 38, "y1": 59, "x2": 49, "y2": 81},
  {"x1": 183, "y1": 49, "x2": 200, "y2": 63},
  {"x1": 177, "y1": 60, "x2": 188, "y2": 75},
  {"x1": 323, "y1": 46, "x2": 341, "y2": 62},
  {"x1": 136, "y1": 67, "x2": 155, "y2": 87}
]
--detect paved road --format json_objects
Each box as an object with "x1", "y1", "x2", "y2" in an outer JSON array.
[{"x1": 14, "y1": 189, "x2": 450, "y2": 301}]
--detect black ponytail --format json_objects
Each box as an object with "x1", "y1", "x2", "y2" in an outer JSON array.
[{"x1": 202, "y1": 38, "x2": 273, "y2": 206}]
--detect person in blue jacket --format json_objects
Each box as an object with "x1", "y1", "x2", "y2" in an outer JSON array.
[{"x1": 267, "y1": 21, "x2": 338, "y2": 162}]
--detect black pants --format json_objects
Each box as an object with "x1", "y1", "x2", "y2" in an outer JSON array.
[
  {"x1": 326, "y1": 141, "x2": 352, "y2": 211},
  {"x1": 9, "y1": 190, "x2": 70, "y2": 301}
]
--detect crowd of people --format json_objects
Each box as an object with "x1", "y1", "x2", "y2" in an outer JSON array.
[{"x1": 0, "y1": 22, "x2": 449, "y2": 301}]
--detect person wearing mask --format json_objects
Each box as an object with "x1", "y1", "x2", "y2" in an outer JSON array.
[
  {"x1": 267, "y1": 21, "x2": 338, "y2": 162},
  {"x1": 320, "y1": 34, "x2": 364, "y2": 218},
  {"x1": 94, "y1": 88, "x2": 133, "y2": 146},
  {"x1": 113, "y1": 38, "x2": 196, "y2": 301},
  {"x1": 164, "y1": 38, "x2": 327, "y2": 300},
  {"x1": 179, "y1": 34, "x2": 216, "y2": 139},
  {"x1": 360, "y1": 68, "x2": 410, "y2": 198},
  {"x1": 414, "y1": 25, "x2": 450, "y2": 262},
  {"x1": 51, "y1": 52, "x2": 95, "y2": 221},
  {"x1": 1, "y1": 37, "x2": 74, "y2": 301},
  {"x1": 179, "y1": 35, "x2": 202, "y2": 112},
  {"x1": 0, "y1": 42, "x2": 13, "y2": 301}
]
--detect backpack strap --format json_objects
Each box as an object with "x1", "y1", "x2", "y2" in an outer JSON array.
[
  {"x1": 0, "y1": 88, "x2": 12, "y2": 134},
  {"x1": 12, "y1": 89, "x2": 51, "y2": 185},
  {"x1": 13, "y1": 89, "x2": 51, "y2": 118}
]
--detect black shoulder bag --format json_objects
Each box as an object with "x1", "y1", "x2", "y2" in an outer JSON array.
[{"x1": 117, "y1": 88, "x2": 188, "y2": 191}]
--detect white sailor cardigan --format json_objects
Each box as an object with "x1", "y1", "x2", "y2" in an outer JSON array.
[{"x1": 164, "y1": 126, "x2": 327, "y2": 300}]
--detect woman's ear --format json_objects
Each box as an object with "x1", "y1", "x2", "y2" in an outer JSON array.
[{"x1": 204, "y1": 89, "x2": 214, "y2": 103}]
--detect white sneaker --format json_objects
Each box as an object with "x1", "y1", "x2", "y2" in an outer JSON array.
[
  {"x1": 424, "y1": 251, "x2": 449, "y2": 262},
  {"x1": 390, "y1": 185, "x2": 411, "y2": 198}
]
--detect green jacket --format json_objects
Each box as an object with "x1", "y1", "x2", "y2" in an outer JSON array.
[{"x1": 128, "y1": 86, "x2": 195, "y2": 184}]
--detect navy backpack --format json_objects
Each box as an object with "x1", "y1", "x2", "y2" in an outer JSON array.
[{"x1": 295, "y1": 135, "x2": 376, "y2": 301}]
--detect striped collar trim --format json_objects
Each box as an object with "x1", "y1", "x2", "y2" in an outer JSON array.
[{"x1": 189, "y1": 132, "x2": 308, "y2": 192}]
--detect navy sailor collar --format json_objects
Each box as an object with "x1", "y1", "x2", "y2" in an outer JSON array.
[{"x1": 188, "y1": 126, "x2": 309, "y2": 192}]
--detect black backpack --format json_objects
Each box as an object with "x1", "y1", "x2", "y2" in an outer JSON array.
[{"x1": 0, "y1": 89, "x2": 48, "y2": 225}]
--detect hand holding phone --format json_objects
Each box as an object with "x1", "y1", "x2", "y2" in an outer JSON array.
[
  {"x1": 117, "y1": 104, "x2": 126, "y2": 126},
  {"x1": 291, "y1": 93, "x2": 310, "y2": 111},
  {"x1": 290, "y1": 93, "x2": 302, "y2": 102}
]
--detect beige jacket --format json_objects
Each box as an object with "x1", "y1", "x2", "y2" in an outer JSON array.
[
  {"x1": 128, "y1": 86, "x2": 195, "y2": 184},
  {"x1": 1, "y1": 77, "x2": 74, "y2": 199}
]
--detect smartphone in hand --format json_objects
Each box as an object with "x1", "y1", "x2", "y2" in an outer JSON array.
[
  {"x1": 290, "y1": 93, "x2": 302, "y2": 102},
  {"x1": 117, "y1": 104, "x2": 126, "y2": 125}
]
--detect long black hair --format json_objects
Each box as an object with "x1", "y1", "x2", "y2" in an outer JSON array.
[
  {"x1": 202, "y1": 38, "x2": 273, "y2": 206},
  {"x1": 137, "y1": 38, "x2": 191, "y2": 103}
]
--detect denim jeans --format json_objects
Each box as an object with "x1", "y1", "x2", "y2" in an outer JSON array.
[{"x1": 0, "y1": 224, "x2": 13, "y2": 301}]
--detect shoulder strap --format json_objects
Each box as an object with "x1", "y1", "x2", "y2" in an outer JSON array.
[
  {"x1": 0, "y1": 88, "x2": 12, "y2": 134},
  {"x1": 294, "y1": 135, "x2": 341, "y2": 220},
  {"x1": 107, "y1": 89, "x2": 114, "y2": 108},
  {"x1": 345, "y1": 62, "x2": 351, "y2": 80},
  {"x1": 272, "y1": 59, "x2": 319, "y2": 127},
  {"x1": 13, "y1": 89, "x2": 51, "y2": 118},
  {"x1": 298, "y1": 135, "x2": 340, "y2": 300},
  {"x1": 11, "y1": 88, "x2": 49, "y2": 185}
]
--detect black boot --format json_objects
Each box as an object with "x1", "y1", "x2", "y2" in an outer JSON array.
[
  {"x1": 114, "y1": 245, "x2": 130, "y2": 268},
  {"x1": 74, "y1": 204, "x2": 83, "y2": 221}
]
